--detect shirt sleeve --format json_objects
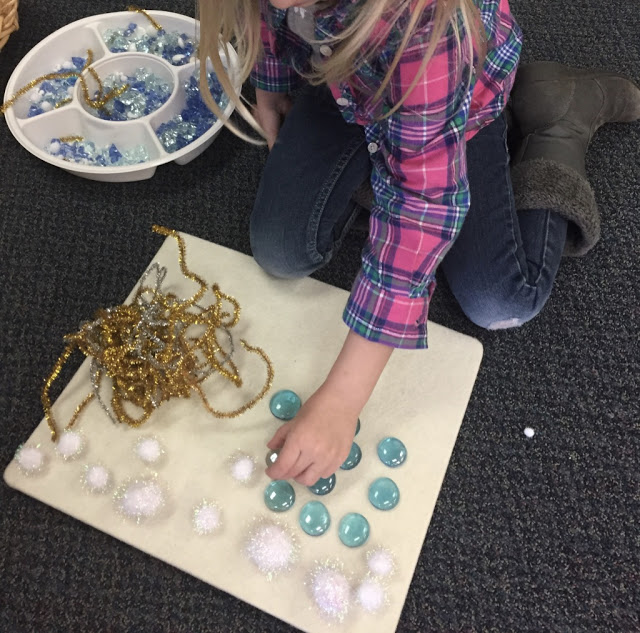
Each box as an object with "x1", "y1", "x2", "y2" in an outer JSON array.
[
  {"x1": 250, "y1": 0, "x2": 301, "y2": 93},
  {"x1": 343, "y1": 20, "x2": 473, "y2": 350}
]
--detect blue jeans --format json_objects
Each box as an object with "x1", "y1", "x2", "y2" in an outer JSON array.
[{"x1": 250, "y1": 85, "x2": 568, "y2": 330}]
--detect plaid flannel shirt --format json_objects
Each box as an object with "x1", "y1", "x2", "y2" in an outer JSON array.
[{"x1": 251, "y1": 0, "x2": 522, "y2": 349}]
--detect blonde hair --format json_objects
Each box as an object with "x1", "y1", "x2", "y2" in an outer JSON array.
[{"x1": 198, "y1": 0, "x2": 486, "y2": 143}]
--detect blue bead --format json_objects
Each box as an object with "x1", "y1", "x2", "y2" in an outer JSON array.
[
  {"x1": 308, "y1": 474, "x2": 336, "y2": 496},
  {"x1": 340, "y1": 442, "x2": 362, "y2": 470},
  {"x1": 355, "y1": 418, "x2": 361, "y2": 436},
  {"x1": 299, "y1": 501, "x2": 330, "y2": 536},
  {"x1": 263, "y1": 480, "x2": 295, "y2": 512},
  {"x1": 269, "y1": 389, "x2": 301, "y2": 421},
  {"x1": 377, "y1": 437, "x2": 407, "y2": 467},
  {"x1": 368, "y1": 477, "x2": 400, "y2": 510},
  {"x1": 338, "y1": 513, "x2": 370, "y2": 547}
]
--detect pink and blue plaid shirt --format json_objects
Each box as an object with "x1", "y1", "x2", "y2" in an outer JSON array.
[{"x1": 251, "y1": 0, "x2": 522, "y2": 349}]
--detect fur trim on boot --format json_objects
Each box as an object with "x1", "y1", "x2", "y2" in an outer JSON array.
[{"x1": 511, "y1": 157, "x2": 600, "y2": 256}]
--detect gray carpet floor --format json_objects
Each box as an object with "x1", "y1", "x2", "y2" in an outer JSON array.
[{"x1": 1, "y1": 1, "x2": 638, "y2": 632}]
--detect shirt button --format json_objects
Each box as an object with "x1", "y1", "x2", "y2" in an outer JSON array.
[
  {"x1": 319, "y1": 44, "x2": 333, "y2": 57},
  {"x1": 367, "y1": 142, "x2": 379, "y2": 154},
  {"x1": 336, "y1": 97, "x2": 349, "y2": 107}
]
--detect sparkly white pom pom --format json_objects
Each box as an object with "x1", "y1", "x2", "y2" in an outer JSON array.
[
  {"x1": 366, "y1": 547, "x2": 396, "y2": 578},
  {"x1": 244, "y1": 519, "x2": 298, "y2": 579},
  {"x1": 15, "y1": 444, "x2": 47, "y2": 475},
  {"x1": 307, "y1": 562, "x2": 352, "y2": 622},
  {"x1": 356, "y1": 578, "x2": 387, "y2": 613},
  {"x1": 524, "y1": 427, "x2": 535, "y2": 438},
  {"x1": 134, "y1": 436, "x2": 165, "y2": 465},
  {"x1": 228, "y1": 451, "x2": 257, "y2": 485},
  {"x1": 114, "y1": 475, "x2": 168, "y2": 523},
  {"x1": 40, "y1": 101, "x2": 53, "y2": 112},
  {"x1": 192, "y1": 500, "x2": 222, "y2": 536},
  {"x1": 82, "y1": 463, "x2": 112, "y2": 494},
  {"x1": 55, "y1": 430, "x2": 85, "y2": 461}
]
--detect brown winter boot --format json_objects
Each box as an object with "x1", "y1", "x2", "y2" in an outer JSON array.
[{"x1": 510, "y1": 61, "x2": 640, "y2": 255}]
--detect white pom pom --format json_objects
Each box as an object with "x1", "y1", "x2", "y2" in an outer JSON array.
[
  {"x1": 115, "y1": 476, "x2": 167, "y2": 523},
  {"x1": 308, "y1": 564, "x2": 351, "y2": 621},
  {"x1": 524, "y1": 427, "x2": 535, "y2": 438},
  {"x1": 134, "y1": 436, "x2": 164, "y2": 465},
  {"x1": 48, "y1": 142, "x2": 61, "y2": 154},
  {"x1": 356, "y1": 578, "x2": 386, "y2": 613},
  {"x1": 62, "y1": 61, "x2": 74, "y2": 70},
  {"x1": 245, "y1": 520, "x2": 297, "y2": 578},
  {"x1": 40, "y1": 101, "x2": 53, "y2": 112},
  {"x1": 55, "y1": 430, "x2": 84, "y2": 460},
  {"x1": 82, "y1": 464, "x2": 112, "y2": 494},
  {"x1": 172, "y1": 54, "x2": 186, "y2": 63},
  {"x1": 192, "y1": 501, "x2": 222, "y2": 535},
  {"x1": 178, "y1": 37, "x2": 185, "y2": 48},
  {"x1": 129, "y1": 43, "x2": 137, "y2": 52},
  {"x1": 228, "y1": 452, "x2": 256, "y2": 484},
  {"x1": 367, "y1": 547, "x2": 396, "y2": 578},
  {"x1": 15, "y1": 445, "x2": 46, "y2": 475},
  {"x1": 29, "y1": 91, "x2": 42, "y2": 103}
]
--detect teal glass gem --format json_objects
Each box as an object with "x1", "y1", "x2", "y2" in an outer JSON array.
[
  {"x1": 299, "y1": 501, "x2": 331, "y2": 536},
  {"x1": 308, "y1": 474, "x2": 336, "y2": 495},
  {"x1": 338, "y1": 513, "x2": 370, "y2": 548},
  {"x1": 377, "y1": 437, "x2": 407, "y2": 467},
  {"x1": 355, "y1": 418, "x2": 361, "y2": 436},
  {"x1": 264, "y1": 480, "x2": 295, "y2": 512},
  {"x1": 368, "y1": 477, "x2": 400, "y2": 510},
  {"x1": 269, "y1": 390, "x2": 302, "y2": 420},
  {"x1": 340, "y1": 442, "x2": 362, "y2": 471}
]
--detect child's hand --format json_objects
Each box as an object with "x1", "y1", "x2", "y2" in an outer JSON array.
[
  {"x1": 265, "y1": 383, "x2": 358, "y2": 486},
  {"x1": 254, "y1": 88, "x2": 292, "y2": 150}
]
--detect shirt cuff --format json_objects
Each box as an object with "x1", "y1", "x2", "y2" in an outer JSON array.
[
  {"x1": 250, "y1": 57, "x2": 300, "y2": 93},
  {"x1": 342, "y1": 269, "x2": 435, "y2": 350}
]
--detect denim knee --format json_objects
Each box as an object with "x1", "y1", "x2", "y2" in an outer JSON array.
[
  {"x1": 457, "y1": 285, "x2": 549, "y2": 331},
  {"x1": 250, "y1": 214, "x2": 321, "y2": 280}
]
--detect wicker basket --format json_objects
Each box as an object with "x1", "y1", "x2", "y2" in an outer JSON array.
[{"x1": 0, "y1": 0, "x2": 19, "y2": 51}]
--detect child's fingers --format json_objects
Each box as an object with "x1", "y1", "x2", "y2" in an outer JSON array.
[
  {"x1": 295, "y1": 464, "x2": 322, "y2": 488},
  {"x1": 266, "y1": 424, "x2": 290, "y2": 450},
  {"x1": 266, "y1": 439, "x2": 302, "y2": 480}
]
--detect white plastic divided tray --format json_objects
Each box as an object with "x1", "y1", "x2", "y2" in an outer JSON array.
[{"x1": 3, "y1": 11, "x2": 240, "y2": 182}]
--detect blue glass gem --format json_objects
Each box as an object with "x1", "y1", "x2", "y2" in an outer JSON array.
[
  {"x1": 338, "y1": 513, "x2": 370, "y2": 548},
  {"x1": 368, "y1": 477, "x2": 400, "y2": 510},
  {"x1": 377, "y1": 437, "x2": 407, "y2": 467},
  {"x1": 269, "y1": 389, "x2": 302, "y2": 420},
  {"x1": 264, "y1": 480, "x2": 295, "y2": 512},
  {"x1": 340, "y1": 442, "x2": 362, "y2": 471},
  {"x1": 355, "y1": 418, "x2": 361, "y2": 436},
  {"x1": 308, "y1": 474, "x2": 336, "y2": 496},
  {"x1": 299, "y1": 501, "x2": 331, "y2": 536}
]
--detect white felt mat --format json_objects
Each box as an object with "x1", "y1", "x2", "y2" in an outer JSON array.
[{"x1": 4, "y1": 232, "x2": 483, "y2": 632}]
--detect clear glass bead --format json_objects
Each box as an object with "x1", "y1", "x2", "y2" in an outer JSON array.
[
  {"x1": 269, "y1": 389, "x2": 302, "y2": 420},
  {"x1": 298, "y1": 501, "x2": 331, "y2": 536},
  {"x1": 377, "y1": 437, "x2": 407, "y2": 467},
  {"x1": 264, "y1": 480, "x2": 295, "y2": 512},
  {"x1": 338, "y1": 513, "x2": 370, "y2": 548},
  {"x1": 340, "y1": 442, "x2": 362, "y2": 471},
  {"x1": 368, "y1": 477, "x2": 400, "y2": 510},
  {"x1": 308, "y1": 474, "x2": 336, "y2": 496}
]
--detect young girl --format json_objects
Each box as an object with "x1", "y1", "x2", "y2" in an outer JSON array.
[{"x1": 198, "y1": 0, "x2": 640, "y2": 487}]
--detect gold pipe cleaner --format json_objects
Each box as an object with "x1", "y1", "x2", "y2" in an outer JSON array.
[
  {"x1": 127, "y1": 6, "x2": 163, "y2": 31},
  {"x1": 42, "y1": 226, "x2": 274, "y2": 442},
  {"x1": 1, "y1": 49, "x2": 129, "y2": 116}
]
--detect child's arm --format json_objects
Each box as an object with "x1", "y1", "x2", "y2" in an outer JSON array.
[{"x1": 265, "y1": 330, "x2": 393, "y2": 485}]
